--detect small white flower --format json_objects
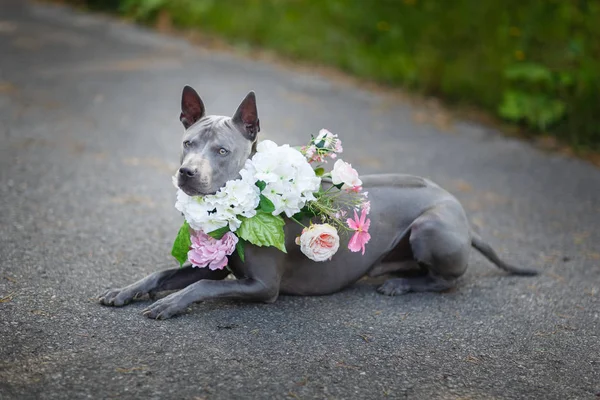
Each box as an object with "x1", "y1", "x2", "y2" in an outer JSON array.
[
  {"x1": 249, "y1": 140, "x2": 321, "y2": 217},
  {"x1": 331, "y1": 159, "x2": 362, "y2": 189},
  {"x1": 175, "y1": 174, "x2": 259, "y2": 233},
  {"x1": 316, "y1": 129, "x2": 335, "y2": 142},
  {"x1": 297, "y1": 224, "x2": 340, "y2": 262}
]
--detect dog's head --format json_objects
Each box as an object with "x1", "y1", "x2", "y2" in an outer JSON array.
[{"x1": 176, "y1": 86, "x2": 260, "y2": 196}]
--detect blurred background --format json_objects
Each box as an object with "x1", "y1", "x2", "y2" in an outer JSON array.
[{"x1": 69, "y1": 0, "x2": 600, "y2": 152}]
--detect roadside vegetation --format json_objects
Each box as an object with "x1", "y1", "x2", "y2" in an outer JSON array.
[{"x1": 72, "y1": 0, "x2": 600, "y2": 151}]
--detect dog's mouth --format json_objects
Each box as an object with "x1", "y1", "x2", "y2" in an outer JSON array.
[
  {"x1": 179, "y1": 183, "x2": 216, "y2": 197},
  {"x1": 173, "y1": 176, "x2": 216, "y2": 197}
]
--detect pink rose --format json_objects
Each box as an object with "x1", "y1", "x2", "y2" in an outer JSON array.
[
  {"x1": 188, "y1": 230, "x2": 238, "y2": 270},
  {"x1": 331, "y1": 159, "x2": 362, "y2": 190},
  {"x1": 297, "y1": 224, "x2": 340, "y2": 262}
]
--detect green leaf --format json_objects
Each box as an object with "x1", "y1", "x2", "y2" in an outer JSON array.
[
  {"x1": 258, "y1": 194, "x2": 275, "y2": 213},
  {"x1": 314, "y1": 167, "x2": 325, "y2": 177},
  {"x1": 504, "y1": 63, "x2": 553, "y2": 85},
  {"x1": 237, "y1": 211, "x2": 286, "y2": 253},
  {"x1": 256, "y1": 180, "x2": 266, "y2": 191},
  {"x1": 292, "y1": 207, "x2": 317, "y2": 222},
  {"x1": 171, "y1": 221, "x2": 191, "y2": 267},
  {"x1": 498, "y1": 90, "x2": 526, "y2": 121},
  {"x1": 207, "y1": 226, "x2": 230, "y2": 239},
  {"x1": 236, "y1": 239, "x2": 246, "y2": 262}
]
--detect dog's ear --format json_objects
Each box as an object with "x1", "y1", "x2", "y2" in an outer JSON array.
[
  {"x1": 232, "y1": 91, "x2": 260, "y2": 141},
  {"x1": 180, "y1": 85, "x2": 205, "y2": 129}
]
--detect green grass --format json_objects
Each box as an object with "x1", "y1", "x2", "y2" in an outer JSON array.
[{"x1": 73, "y1": 0, "x2": 600, "y2": 150}]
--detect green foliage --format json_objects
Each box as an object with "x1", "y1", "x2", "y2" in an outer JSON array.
[
  {"x1": 499, "y1": 63, "x2": 571, "y2": 131},
  {"x1": 236, "y1": 211, "x2": 286, "y2": 253},
  {"x1": 171, "y1": 221, "x2": 191, "y2": 267},
  {"x1": 207, "y1": 226, "x2": 229, "y2": 240},
  {"x1": 77, "y1": 0, "x2": 600, "y2": 149},
  {"x1": 499, "y1": 90, "x2": 566, "y2": 131},
  {"x1": 258, "y1": 194, "x2": 275, "y2": 214},
  {"x1": 236, "y1": 239, "x2": 245, "y2": 263}
]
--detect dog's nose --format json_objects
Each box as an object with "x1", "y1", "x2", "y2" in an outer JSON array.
[{"x1": 179, "y1": 167, "x2": 196, "y2": 178}]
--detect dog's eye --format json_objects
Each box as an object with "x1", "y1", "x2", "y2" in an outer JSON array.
[
  {"x1": 183, "y1": 140, "x2": 191, "y2": 148},
  {"x1": 218, "y1": 148, "x2": 229, "y2": 156}
]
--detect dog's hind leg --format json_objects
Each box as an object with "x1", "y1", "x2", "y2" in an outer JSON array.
[
  {"x1": 377, "y1": 203, "x2": 470, "y2": 295},
  {"x1": 99, "y1": 263, "x2": 229, "y2": 307}
]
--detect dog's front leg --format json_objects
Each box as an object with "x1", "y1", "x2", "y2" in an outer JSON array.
[
  {"x1": 142, "y1": 277, "x2": 278, "y2": 320},
  {"x1": 99, "y1": 264, "x2": 229, "y2": 307}
]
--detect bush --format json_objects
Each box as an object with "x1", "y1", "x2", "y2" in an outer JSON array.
[{"x1": 78, "y1": 0, "x2": 600, "y2": 149}]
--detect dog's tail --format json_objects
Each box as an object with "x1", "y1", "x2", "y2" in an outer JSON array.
[{"x1": 470, "y1": 231, "x2": 538, "y2": 276}]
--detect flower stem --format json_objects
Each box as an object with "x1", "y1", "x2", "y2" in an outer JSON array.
[{"x1": 290, "y1": 216, "x2": 307, "y2": 228}]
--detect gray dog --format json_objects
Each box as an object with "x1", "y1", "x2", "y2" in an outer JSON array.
[{"x1": 99, "y1": 86, "x2": 537, "y2": 319}]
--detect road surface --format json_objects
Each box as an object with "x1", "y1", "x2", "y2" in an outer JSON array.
[{"x1": 1, "y1": 1, "x2": 599, "y2": 399}]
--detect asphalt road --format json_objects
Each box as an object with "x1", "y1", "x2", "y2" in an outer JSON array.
[{"x1": 1, "y1": 1, "x2": 599, "y2": 399}]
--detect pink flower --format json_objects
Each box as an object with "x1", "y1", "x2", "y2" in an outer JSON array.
[
  {"x1": 346, "y1": 209, "x2": 371, "y2": 255},
  {"x1": 346, "y1": 185, "x2": 363, "y2": 193},
  {"x1": 303, "y1": 145, "x2": 316, "y2": 159},
  {"x1": 334, "y1": 140, "x2": 343, "y2": 153},
  {"x1": 297, "y1": 224, "x2": 340, "y2": 262},
  {"x1": 303, "y1": 130, "x2": 343, "y2": 164},
  {"x1": 361, "y1": 201, "x2": 371, "y2": 214},
  {"x1": 334, "y1": 209, "x2": 347, "y2": 219},
  {"x1": 188, "y1": 230, "x2": 238, "y2": 270}
]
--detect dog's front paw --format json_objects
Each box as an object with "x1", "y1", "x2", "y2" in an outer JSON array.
[
  {"x1": 99, "y1": 287, "x2": 144, "y2": 307},
  {"x1": 377, "y1": 279, "x2": 411, "y2": 296},
  {"x1": 142, "y1": 293, "x2": 188, "y2": 320}
]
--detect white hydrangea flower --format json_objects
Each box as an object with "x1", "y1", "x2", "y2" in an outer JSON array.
[
  {"x1": 247, "y1": 140, "x2": 321, "y2": 217},
  {"x1": 175, "y1": 175, "x2": 260, "y2": 233}
]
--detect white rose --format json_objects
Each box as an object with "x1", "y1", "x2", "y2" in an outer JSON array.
[
  {"x1": 330, "y1": 159, "x2": 362, "y2": 189},
  {"x1": 297, "y1": 224, "x2": 340, "y2": 262}
]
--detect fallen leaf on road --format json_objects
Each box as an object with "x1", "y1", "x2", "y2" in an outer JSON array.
[
  {"x1": 453, "y1": 180, "x2": 473, "y2": 192},
  {"x1": 0, "y1": 292, "x2": 15, "y2": 303},
  {"x1": 555, "y1": 313, "x2": 572, "y2": 319},
  {"x1": 358, "y1": 333, "x2": 372, "y2": 343},
  {"x1": 465, "y1": 355, "x2": 480, "y2": 364},
  {"x1": 0, "y1": 81, "x2": 17, "y2": 94},
  {"x1": 336, "y1": 361, "x2": 359, "y2": 370},
  {"x1": 557, "y1": 324, "x2": 578, "y2": 332},
  {"x1": 295, "y1": 377, "x2": 308, "y2": 386}
]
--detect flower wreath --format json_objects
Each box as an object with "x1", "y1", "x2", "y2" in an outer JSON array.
[{"x1": 171, "y1": 129, "x2": 371, "y2": 270}]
